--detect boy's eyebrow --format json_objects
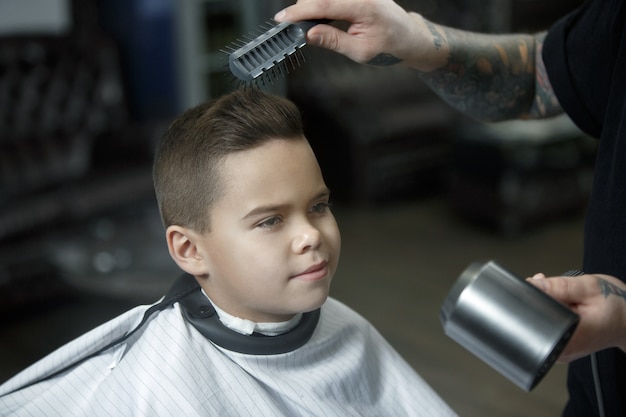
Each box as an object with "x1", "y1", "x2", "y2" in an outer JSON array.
[
  {"x1": 242, "y1": 204, "x2": 287, "y2": 220},
  {"x1": 241, "y1": 188, "x2": 331, "y2": 220}
]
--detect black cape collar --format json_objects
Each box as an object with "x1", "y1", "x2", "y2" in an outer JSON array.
[{"x1": 166, "y1": 274, "x2": 320, "y2": 355}]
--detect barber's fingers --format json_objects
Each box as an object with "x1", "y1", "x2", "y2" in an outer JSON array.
[
  {"x1": 305, "y1": 24, "x2": 344, "y2": 50},
  {"x1": 275, "y1": 0, "x2": 369, "y2": 24},
  {"x1": 308, "y1": 25, "x2": 384, "y2": 64},
  {"x1": 275, "y1": 1, "x2": 384, "y2": 62},
  {"x1": 528, "y1": 274, "x2": 602, "y2": 306}
]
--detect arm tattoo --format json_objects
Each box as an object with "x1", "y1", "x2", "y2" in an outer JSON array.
[
  {"x1": 598, "y1": 278, "x2": 626, "y2": 302},
  {"x1": 367, "y1": 53, "x2": 403, "y2": 66},
  {"x1": 528, "y1": 33, "x2": 562, "y2": 117},
  {"x1": 417, "y1": 28, "x2": 538, "y2": 122}
]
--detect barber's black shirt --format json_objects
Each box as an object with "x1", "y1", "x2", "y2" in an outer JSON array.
[{"x1": 544, "y1": 0, "x2": 626, "y2": 416}]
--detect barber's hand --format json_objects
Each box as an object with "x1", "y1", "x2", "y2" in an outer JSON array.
[
  {"x1": 528, "y1": 273, "x2": 626, "y2": 362},
  {"x1": 274, "y1": 0, "x2": 447, "y2": 71}
]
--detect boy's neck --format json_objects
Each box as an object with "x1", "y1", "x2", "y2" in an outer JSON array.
[{"x1": 201, "y1": 289, "x2": 302, "y2": 336}]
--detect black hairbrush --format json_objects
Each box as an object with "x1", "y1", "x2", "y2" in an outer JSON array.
[{"x1": 224, "y1": 19, "x2": 330, "y2": 85}]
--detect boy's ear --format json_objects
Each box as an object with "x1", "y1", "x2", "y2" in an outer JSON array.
[{"x1": 166, "y1": 225, "x2": 209, "y2": 277}]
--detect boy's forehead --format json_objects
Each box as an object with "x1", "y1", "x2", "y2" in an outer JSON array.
[{"x1": 216, "y1": 138, "x2": 323, "y2": 203}]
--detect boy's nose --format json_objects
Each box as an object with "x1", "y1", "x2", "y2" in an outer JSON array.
[{"x1": 292, "y1": 224, "x2": 322, "y2": 253}]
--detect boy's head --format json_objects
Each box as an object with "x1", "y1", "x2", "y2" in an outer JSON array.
[
  {"x1": 153, "y1": 88, "x2": 341, "y2": 323},
  {"x1": 153, "y1": 87, "x2": 305, "y2": 233}
]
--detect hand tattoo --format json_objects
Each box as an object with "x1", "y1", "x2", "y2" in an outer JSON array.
[
  {"x1": 599, "y1": 278, "x2": 626, "y2": 302},
  {"x1": 424, "y1": 21, "x2": 444, "y2": 50}
]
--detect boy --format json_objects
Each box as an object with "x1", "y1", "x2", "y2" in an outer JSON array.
[{"x1": 0, "y1": 88, "x2": 457, "y2": 416}]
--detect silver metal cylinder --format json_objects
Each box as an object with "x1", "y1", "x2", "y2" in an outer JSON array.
[{"x1": 440, "y1": 260, "x2": 579, "y2": 391}]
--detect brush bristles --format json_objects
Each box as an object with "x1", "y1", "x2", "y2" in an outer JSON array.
[
  {"x1": 220, "y1": 45, "x2": 312, "y2": 90},
  {"x1": 251, "y1": 47, "x2": 309, "y2": 88}
]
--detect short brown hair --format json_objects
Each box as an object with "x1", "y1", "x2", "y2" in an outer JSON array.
[{"x1": 153, "y1": 88, "x2": 304, "y2": 233}]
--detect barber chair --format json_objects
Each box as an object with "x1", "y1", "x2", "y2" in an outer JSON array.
[{"x1": 0, "y1": 29, "x2": 163, "y2": 313}]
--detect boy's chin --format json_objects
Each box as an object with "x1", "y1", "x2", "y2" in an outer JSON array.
[{"x1": 297, "y1": 292, "x2": 330, "y2": 314}]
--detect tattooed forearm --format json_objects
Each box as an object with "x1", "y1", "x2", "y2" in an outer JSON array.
[
  {"x1": 417, "y1": 28, "x2": 538, "y2": 122},
  {"x1": 599, "y1": 278, "x2": 626, "y2": 302},
  {"x1": 367, "y1": 53, "x2": 403, "y2": 66},
  {"x1": 528, "y1": 33, "x2": 562, "y2": 118}
]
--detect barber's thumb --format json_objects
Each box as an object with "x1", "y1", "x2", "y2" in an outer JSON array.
[
  {"x1": 527, "y1": 273, "x2": 548, "y2": 291},
  {"x1": 274, "y1": 9, "x2": 287, "y2": 22}
]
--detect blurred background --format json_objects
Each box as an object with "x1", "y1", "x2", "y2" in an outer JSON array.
[{"x1": 0, "y1": 0, "x2": 592, "y2": 416}]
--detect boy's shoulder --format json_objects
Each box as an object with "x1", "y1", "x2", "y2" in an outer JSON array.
[
  {"x1": 322, "y1": 296, "x2": 372, "y2": 323},
  {"x1": 0, "y1": 302, "x2": 151, "y2": 394},
  {"x1": 322, "y1": 296, "x2": 364, "y2": 320},
  {"x1": 315, "y1": 296, "x2": 382, "y2": 341}
]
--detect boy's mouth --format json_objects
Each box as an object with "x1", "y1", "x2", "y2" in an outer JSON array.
[{"x1": 290, "y1": 261, "x2": 328, "y2": 281}]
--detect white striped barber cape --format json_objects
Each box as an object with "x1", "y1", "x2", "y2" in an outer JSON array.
[{"x1": 0, "y1": 297, "x2": 458, "y2": 416}]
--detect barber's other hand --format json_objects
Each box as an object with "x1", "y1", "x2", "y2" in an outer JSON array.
[
  {"x1": 528, "y1": 273, "x2": 626, "y2": 362},
  {"x1": 274, "y1": 0, "x2": 446, "y2": 71}
]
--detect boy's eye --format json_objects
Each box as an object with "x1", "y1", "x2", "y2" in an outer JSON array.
[
  {"x1": 311, "y1": 202, "x2": 332, "y2": 214},
  {"x1": 257, "y1": 216, "x2": 282, "y2": 229}
]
